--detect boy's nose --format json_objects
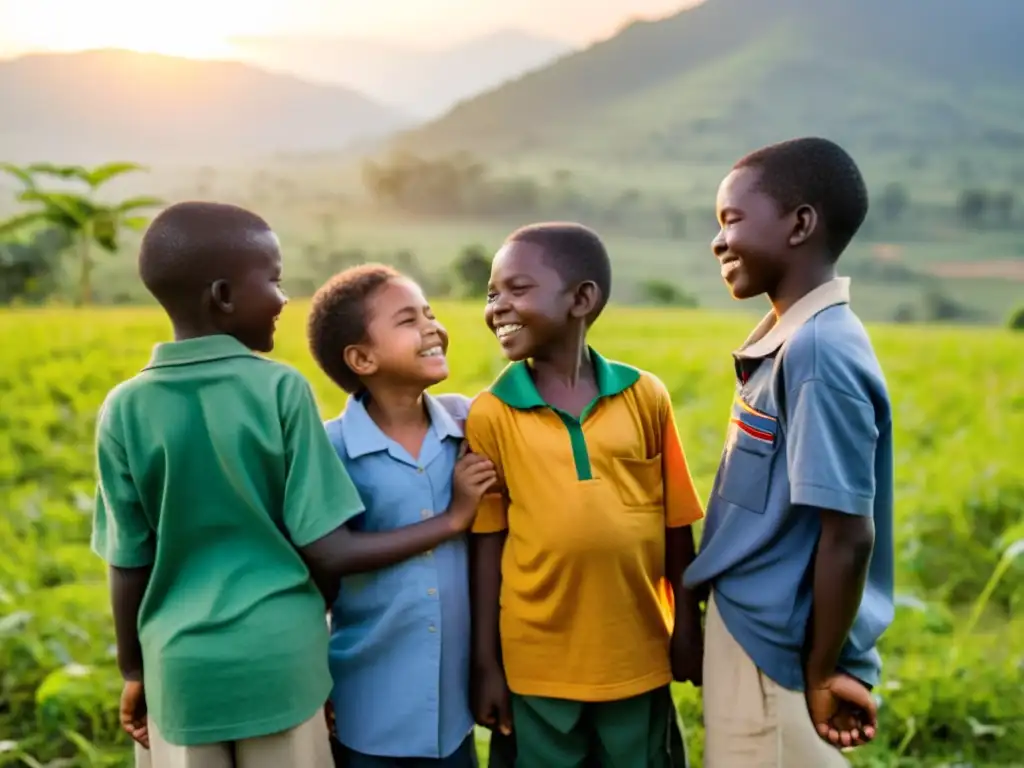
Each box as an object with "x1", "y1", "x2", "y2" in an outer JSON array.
[{"x1": 711, "y1": 233, "x2": 728, "y2": 258}]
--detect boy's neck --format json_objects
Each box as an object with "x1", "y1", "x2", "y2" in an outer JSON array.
[
  {"x1": 363, "y1": 385, "x2": 430, "y2": 432},
  {"x1": 170, "y1": 318, "x2": 225, "y2": 343},
  {"x1": 768, "y1": 260, "x2": 837, "y2": 317},
  {"x1": 529, "y1": 330, "x2": 593, "y2": 389}
]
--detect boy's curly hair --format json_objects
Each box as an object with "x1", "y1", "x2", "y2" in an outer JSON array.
[{"x1": 307, "y1": 263, "x2": 400, "y2": 393}]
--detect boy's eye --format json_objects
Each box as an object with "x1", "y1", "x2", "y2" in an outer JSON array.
[{"x1": 486, "y1": 292, "x2": 497, "y2": 303}]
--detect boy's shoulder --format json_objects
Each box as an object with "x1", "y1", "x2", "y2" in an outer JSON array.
[
  {"x1": 467, "y1": 389, "x2": 504, "y2": 422},
  {"x1": 432, "y1": 392, "x2": 473, "y2": 423},
  {"x1": 628, "y1": 368, "x2": 670, "y2": 403},
  {"x1": 783, "y1": 305, "x2": 888, "y2": 397}
]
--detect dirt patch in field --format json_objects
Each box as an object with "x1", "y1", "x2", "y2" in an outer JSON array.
[{"x1": 929, "y1": 259, "x2": 1024, "y2": 281}]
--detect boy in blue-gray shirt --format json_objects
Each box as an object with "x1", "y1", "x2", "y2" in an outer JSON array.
[{"x1": 685, "y1": 137, "x2": 894, "y2": 767}]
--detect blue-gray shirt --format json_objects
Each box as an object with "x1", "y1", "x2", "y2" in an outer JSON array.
[
  {"x1": 324, "y1": 392, "x2": 473, "y2": 758},
  {"x1": 684, "y1": 278, "x2": 895, "y2": 691}
]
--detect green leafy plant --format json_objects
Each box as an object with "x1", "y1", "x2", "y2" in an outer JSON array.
[{"x1": 0, "y1": 162, "x2": 162, "y2": 304}]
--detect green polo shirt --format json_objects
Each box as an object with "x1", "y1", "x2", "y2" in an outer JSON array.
[{"x1": 91, "y1": 334, "x2": 364, "y2": 746}]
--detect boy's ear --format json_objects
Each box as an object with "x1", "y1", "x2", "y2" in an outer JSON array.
[
  {"x1": 343, "y1": 343, "x2": 377, "y2": 379},
  {"x1": 210, "y1": 279, "x2": 233, "y2": 313},
  {"x1": 570, "y1": 280, "x2": 600, "y2": 319},
  {"x1": 789, "y1": 204, "x2": 818, "y2": 247}
]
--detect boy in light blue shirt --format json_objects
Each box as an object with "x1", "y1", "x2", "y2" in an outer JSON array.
[{"x1": 308, "y1": 264, "x2": 494, "y2": 767}]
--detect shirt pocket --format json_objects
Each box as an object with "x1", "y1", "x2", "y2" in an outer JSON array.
[
  {"x1": 610, "y1": 454, "x2": 665, "y2": 509},
  {"x1": 717, "y1": 416, "x2": 778, "y2": 514}
]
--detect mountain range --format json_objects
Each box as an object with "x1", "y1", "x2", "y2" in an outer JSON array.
[
  {"x1": 0, "y1": 49, "x2": 410, "y2": 165},
  {"x1": 2, "y1": 0, "x2": 1023, "y2": 182},
  {"x1": 395, "y1": 0, "x2": 1024, "y2": 177},
  {"x1": 228, "y1": 29, "x2": 574, "y2": 118}
]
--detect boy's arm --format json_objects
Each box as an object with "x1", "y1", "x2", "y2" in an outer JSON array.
[
  {"x1": 465, "y1": 400, "x2": 512, "y2": 729},
  {"x1": 657, "y1": 381, "x2": 704, "y2": 618},
  {"x1": 91, "y1": 397, "x2": 154, "y2": 683},
  {"x1": 786, "y1": 377, "x2": 878, "y2": 687},
  {"x1": 465, "y1": 400, "x2": 508, "y2": 669},
  {"x1": 278, "y1": 373, "x2": 473, "y2": 590}
]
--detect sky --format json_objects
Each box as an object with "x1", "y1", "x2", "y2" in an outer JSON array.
[{"x1": 0, "y1": 0, "x2": 702, "y2": 56}]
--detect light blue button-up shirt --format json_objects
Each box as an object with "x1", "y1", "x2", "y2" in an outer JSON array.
[{"x1": 324, "y1": 392, "x2": 474, "y2": 759}]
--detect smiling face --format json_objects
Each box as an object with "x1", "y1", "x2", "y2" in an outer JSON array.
[
  {"x1": 353, "y1": 277, "x2": 449, "y2": 389},
  {"x1": 215, "y1": 231, "x2": 288, "y2": 352},
  {"x1": 711, "y1": 166, "x2": 794, "y2": 301},
  {"x1": 484, "y1": 241, "x2": 581, "y2": 362}
]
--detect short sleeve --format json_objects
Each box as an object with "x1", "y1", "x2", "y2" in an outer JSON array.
[
  {"x1": 465, "y1": 398, "x2": 508, "y2": 534},
  {"x1": 280, "y1": 371, "x2": 365, "y2": 546},
  {"x1": 91, "y1": 396, "x2": 154, "y2": 568},
  {"x1": 654, "y1": 381, "x2": 704, "y2": 528},
  {"x1": 786, "y1": 378, "x2": 878, "y2": 517}
]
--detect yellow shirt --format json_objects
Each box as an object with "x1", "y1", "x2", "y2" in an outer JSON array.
[{"x1": 466, "y1": 350, "x2": 704, "y2": 702}]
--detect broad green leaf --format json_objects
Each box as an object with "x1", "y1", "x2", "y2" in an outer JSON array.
[
  {"x1": 92, "y1": 214, "x2": 118, "y2": 252},
  {"x1": 0, "y1": 610, "x2": 31, "y2": 635},
  {"x1": 0, "y1": 162, "x2": 37, "y2": 188},
  {"x1": 84, "y1": 162, "x2": 148, "y2": 188},
  {"x1": 18, "y1": 191, "x2": 96, "y2": 226},
  {"x1": 121, "y1": 215, "x2": 150, "y2": 231},
  {"x1": 0, "y1": 211, "x2": 46, "y2": 236},
  {"x1": 114, "y1": 195, "x2": 162, "y2": 213},
  {"x1": 24, "y1": 162, "x2": 89, "y2": 181}
]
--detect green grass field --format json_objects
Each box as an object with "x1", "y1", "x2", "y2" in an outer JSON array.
[{"x1": 1, "y1": 302, "x2": 1023, "y2": 767}]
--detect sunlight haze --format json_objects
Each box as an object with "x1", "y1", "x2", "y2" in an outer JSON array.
[{"x1": 0, "y1": 0, "x2": 701, "y2": 56}]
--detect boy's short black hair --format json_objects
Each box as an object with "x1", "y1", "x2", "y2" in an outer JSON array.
[
  {"x1": 138, "y1": 201, "x2": 273, "y2": 311},
  {"x1": 734, "y1": 137, "x2": 869, "y2": 259},
  {"x1": 307, "y1": 263, "x2": 400, "y2": 394},
  {"x1": 507, "y1": 222, "x2": 612, "y2": 319}
]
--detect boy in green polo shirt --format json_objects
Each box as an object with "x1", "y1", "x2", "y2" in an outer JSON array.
[{"x1": 92, "y1": 202, "x2": 486, "y2": 768}]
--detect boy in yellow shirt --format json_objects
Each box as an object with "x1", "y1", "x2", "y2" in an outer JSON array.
[{"x1": 467, "y1": 223, "x2": 704, "y2": 767}]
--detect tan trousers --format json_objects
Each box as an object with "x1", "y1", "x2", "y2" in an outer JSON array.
[
  {"x1": 702, "y1": 594, "x2": 849, "y2": 767},
  {"x1": 135, "y1": 710, "x2": 332, "y2": 768}
]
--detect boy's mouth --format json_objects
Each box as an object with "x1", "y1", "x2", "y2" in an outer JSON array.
[
  {"x1": 495, "y1": 323, "x2": 523, "y2": 340},
  {"x1": 418, "y1": 345, "x2": 445, "y2": 358}
]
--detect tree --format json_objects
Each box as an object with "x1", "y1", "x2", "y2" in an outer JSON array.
[
  {"x1": 452, "y1": 245, "x2": 492, "y2": 297},
  {"x1": 956, "y1": 189, "x2": 989, "y2": 229},
  {"x1": 1009, "y1": 305, "x2": 1024, "y2": 332},
  {"x1": 0, "y1": 162, "x2": 162, "y2": 304},
  {"x1": 879, "y1": 182, "x2": 909, "y2": 223},
  {"x1": 0, "y1": 226, "x2": 71, "y2": 304}
]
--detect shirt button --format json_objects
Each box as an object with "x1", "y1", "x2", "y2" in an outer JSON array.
[
  {"x1": 421, "y1": 509, "x2": 431, "y2": 519},
  {"x1": 427, "y1": 588, "x2": 437, "y2": 596},
  {"x1": 428, "y1": 624, "x2": 437, "y2": 632},
  {"x1": 416, "y1": 467, "x2": 425, "y2": 474}
]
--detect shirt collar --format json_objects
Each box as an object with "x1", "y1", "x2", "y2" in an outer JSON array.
[
  {"x1": 340, "y1": 391, "x2": 464, "y2": 460},
  {"x1": 489, "y1": 347, "x2": 640, "y2": 410},
  {"x1": 734, "y1": 277, "x2": 851, "y2": 360},
  {"x1": 144, "y1": 334, "x2": 258, "y2": 369}
]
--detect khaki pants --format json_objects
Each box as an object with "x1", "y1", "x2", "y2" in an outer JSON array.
[
  {"x1": 135, "y1": 710, "x2": 332, "y2": 768},
  {"x1": 702, "y1": 594, "x2": 848, "y2": 767}
]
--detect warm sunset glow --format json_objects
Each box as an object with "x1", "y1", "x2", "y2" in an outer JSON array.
[{"x1": 1, "y1": 0, "x2": 283, "y2": 59}]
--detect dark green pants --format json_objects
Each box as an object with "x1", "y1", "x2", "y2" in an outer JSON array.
[{"x1": 489, "y1": 687, "x2": 687, "y2": 768}]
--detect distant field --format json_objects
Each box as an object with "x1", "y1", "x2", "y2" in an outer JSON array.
[
  {"x1": 1, "y1": 302, "x2": 1022, "y2": 767},
  {"x1": 76, "y1": 201, "x2": 1024, "y2": 326}
]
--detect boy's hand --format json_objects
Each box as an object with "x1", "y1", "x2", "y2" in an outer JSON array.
[
  {"x1": 324, "y1": 699, "x2": 336, "y2": 736},
  {"x1": 473, "y1": 663, "x2": 513, "y2": 736},
  {"x1": 670, "y1": 616, "x2": 704, "y2": 686},
  {"x1": 449, "y1": 442, "x2": 497, "y2": 531},
  {"x1": 120, "y1": 680, "x2": 149, "y2": 749},
  {"x1": 806, "y1": 672, "x2": 877, "y2": 748}
]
